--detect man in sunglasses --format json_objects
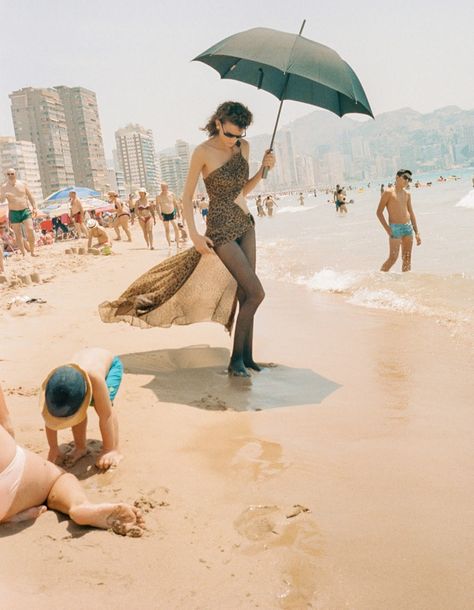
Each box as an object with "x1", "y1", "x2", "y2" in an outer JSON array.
[
  {"x1": 0, "y1": 168, "x2": 38, "y2": 257},
  {"x1": 376, "y1": 169, "x2": 421, "y2": 272}
]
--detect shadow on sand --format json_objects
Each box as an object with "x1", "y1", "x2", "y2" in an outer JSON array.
[{"x1": 120, "y1": 345, "x2": 341, "y2": 412}]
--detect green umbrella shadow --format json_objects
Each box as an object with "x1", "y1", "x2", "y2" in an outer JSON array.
[{"x1": 120, "y1": 345, "x2": 341, "y2": 412}]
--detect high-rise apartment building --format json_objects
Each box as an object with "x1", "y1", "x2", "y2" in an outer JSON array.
[
  {"x1": 159, "y1": 154, "x2": 185, "y2": 195},
  {"x1": 0, "y1": 136, "x2": 43, "y2": 201},
  {"x1": 55, "y1": 86, "x2": 108, "y2": 193},
  {"x1": 10, "y1": 87, "x2": 74, "y2": 197},
  {"x1": 115, "y1": 124, "x2": 159, "y2": 195},
  {"x1": 175, "y1": 139, "x2": 190, "y2": 167}
]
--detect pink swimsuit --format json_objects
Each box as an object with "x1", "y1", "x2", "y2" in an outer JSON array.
[{"x1": 0, "y1": 445, "x2": 26, "y2": 522}]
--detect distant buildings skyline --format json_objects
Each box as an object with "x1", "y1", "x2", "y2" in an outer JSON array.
[
  {"x1": 10, "y1": 87, "x2": 75, "y2": 198},
  {"x1": 2, "y1": 83, "x2": 474, "y2": 201},
  {"x1": 55, "y1": 86, "x2": 108, "y2": 193},
  {"x1": 115, "y1": 123, "x2": 159, "y2": 196}
]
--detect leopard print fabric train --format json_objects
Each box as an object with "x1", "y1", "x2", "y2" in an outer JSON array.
[{"x1": 99, "y1": 150, "x2": 252, "y2": 333}]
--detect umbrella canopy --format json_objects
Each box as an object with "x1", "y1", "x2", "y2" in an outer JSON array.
[
  {"x1": 81, "y1": 197, "x2": 109, "y2": 211},
  {"x1": 193, "y1": 26, "x2": 373, "y2": 119},
  {"x1": 44, "y1": 203, "x2": 71, "y2": 218},
  {"x1": 44, "y1": 186, "x2": 100, "y2": 202}
]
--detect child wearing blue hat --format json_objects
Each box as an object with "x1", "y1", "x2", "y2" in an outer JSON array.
[{"x1": 41, "y1": 347, "x2": 124, "y2": 470}]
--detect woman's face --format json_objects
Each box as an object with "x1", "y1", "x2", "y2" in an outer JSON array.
[{"x1": 216, "y1": 120, "x2": 246, "y2": 148}]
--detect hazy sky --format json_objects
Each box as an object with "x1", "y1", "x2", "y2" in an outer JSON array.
[{"x1": 1, "y1": 0, "x2": 473, "y2": 157}]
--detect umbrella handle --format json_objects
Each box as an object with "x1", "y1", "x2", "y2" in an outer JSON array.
[{"x1": 261, "y1": 147, "x2": 274, "y2": 180}]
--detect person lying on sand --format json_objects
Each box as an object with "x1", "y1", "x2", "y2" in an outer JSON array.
[
  {"x1": 42, "y1": 348, "x2": 124, "y2": 470},
  {"x1": 0, "y1": 387, "x2": 144, "y2": 536}
]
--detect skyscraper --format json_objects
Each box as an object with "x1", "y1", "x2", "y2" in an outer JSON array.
[
  {"x1": 115, "y1": 124, "x2": 159, "y2": 195},
  {"x1": 159, "y1": 154, "x2": 185, "y2": 195},
  {"x1": 0, "y1": 136, "x2": 43, "y2": 201},
  {"x1": 175, "y1": 139, "x2": 190, "y2": 166},
  {"x1": 10, "y1": 87, "x2": 74, "y2": 197},
  {"x1": 55, "y1": 86, "x2": 108, "y2": 193}
]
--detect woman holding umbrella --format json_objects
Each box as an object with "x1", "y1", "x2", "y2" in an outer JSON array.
[
  {"x1": 183, "y1": 101, "x2": 275, "y2": 376},
  {"x1": 100, "y1": 101, "x2": 275, "y2": 377}
]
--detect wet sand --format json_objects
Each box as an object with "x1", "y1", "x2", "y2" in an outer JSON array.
[{"x1": 1, "y1": 234, "x2": 473, "y2": 609}]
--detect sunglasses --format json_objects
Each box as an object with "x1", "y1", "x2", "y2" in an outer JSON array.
[
  {"x1": 220, "y1": 121, "x2": 246, "y2": 139},
  {"x1": 401, "y1": 175, "x2": 412, "y2": 182},
  {"x1": 7, "y1": 173, "x2": 15, "y2": 176}
]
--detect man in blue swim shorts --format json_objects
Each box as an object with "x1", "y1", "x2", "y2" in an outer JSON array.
[
  {"x1": 376, "y1": 169, "x2": 422, "y2": 272},
  {"x1": 41, "y1": 348, "x2": 124, "y2": 471}
]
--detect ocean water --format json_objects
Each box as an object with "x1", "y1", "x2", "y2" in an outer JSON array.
[{"x1": 252, "y1": 173, "x2": 474, "y2": 331}]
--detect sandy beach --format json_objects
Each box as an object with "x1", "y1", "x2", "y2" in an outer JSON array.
[{"x1": 1, "y1": 230, "x2": 473, "y2": 610}]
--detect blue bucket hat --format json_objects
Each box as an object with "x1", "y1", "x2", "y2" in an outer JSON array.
[{"x1": 40, "y1": 364, "x2": 92, "y2": 430}]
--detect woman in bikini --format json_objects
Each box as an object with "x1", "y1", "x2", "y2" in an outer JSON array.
[
  {"x1": 110, "y1": 192, "x2": 132, "y2": 242},
  {"x1": 100, "y1": 101, "x2": 275, "y2": 377},
  {"x1": 136, "y1": 188, "x2": 156, "y2": 249}
]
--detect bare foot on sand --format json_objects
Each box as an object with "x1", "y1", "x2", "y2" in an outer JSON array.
[
  {"x1": 48, "y1": 446, "x2": 70, "y2": 465},
  {"x1": 4, "y1": 505, "x2": 48, "y2": 523},
  {"x1": 69, "y1": 503, "x2": 145, "y2": 537},
  {"x1": 95, "y1": 450, "x2": 123, "y2": 470},
  {"x1": 63, "y1": 447, "x2": 88, "y2": 468}
]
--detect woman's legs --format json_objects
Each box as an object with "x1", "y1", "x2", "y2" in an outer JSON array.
[
  {"x1": 214, "y1": 229, "x2": 265, "y2": 377},
  {"x1": 120, "y1": 217, "x2": 132, "y2": 241},
  {"x1": 139, "y1": 219, "x2": 149, "y2": 247},
  {"x1": 113, "y1": 217, "x2": 122, "y2": 240},
  {"x1": 147, "y1": 221, "x2": 154, "y2": 249},
  {"x1": 235, "y1": 228, "x2": 261, "y2": 370}
]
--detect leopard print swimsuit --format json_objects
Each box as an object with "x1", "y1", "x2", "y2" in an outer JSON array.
[{"x1": 99, "y1": 151, "x2": 252, "y2": 332}]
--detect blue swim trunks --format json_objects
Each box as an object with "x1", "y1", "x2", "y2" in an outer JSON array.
[
  {"x1": 90, "y1": 356, "x2": 123, "y2": 406},
  {"x1": 105, "y1": 356, "x2": 123, "y2": 402},
  {"x1": 390, "y1": 222, "x2": 413, "y2": 239}
]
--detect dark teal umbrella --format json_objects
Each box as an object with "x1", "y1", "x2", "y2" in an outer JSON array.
[{"x1": 193, "y1": 21, "x2": 373, "y2": 176}]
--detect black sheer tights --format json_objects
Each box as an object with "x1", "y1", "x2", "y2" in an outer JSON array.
[{"x1": 214, "y1": 227, "x2": 264, "y2": 376}]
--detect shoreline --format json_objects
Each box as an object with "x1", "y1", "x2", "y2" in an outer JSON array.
[{"x1": 1, "y1": 236, "x2": 473, "y2": 609}]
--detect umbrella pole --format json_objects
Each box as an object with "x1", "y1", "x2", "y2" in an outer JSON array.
[
  {"x1": 262, "y1": 19, "x2": 306, "y2": 179},
  {"x1": 261, "y1": 100, "x2": 285, "y2": 179}
]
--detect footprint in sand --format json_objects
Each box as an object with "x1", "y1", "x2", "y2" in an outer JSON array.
[
  {"x1": 234, "y1": 504, "x2": 321, "y2": 556},
  {"x1": 191, "y1": 394, "x2": 228, "y2": 411},
  {"x1": 231, "y1": 438, "x2": 289, "y2": 481},
  {"x1": 234, "y1": 505, "x2": 325, "y2": 609}
]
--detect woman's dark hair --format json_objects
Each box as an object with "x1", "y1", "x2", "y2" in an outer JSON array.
[{"x1": 202, "y1": 101, "x2": 253, "y2": 137}]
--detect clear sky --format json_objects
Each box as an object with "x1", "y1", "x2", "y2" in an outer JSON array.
[{"x1": 1, "y1": 0, "x2": 473, "y2": 156}]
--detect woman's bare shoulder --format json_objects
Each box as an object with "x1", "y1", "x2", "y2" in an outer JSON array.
[{"x1": 239, "y1": 138, "x2": 250, "y2": 159}]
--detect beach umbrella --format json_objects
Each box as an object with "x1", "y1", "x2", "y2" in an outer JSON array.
[
  {"x1": 193, "y1": 22, "x2": 373, "y2": 177},
  {"x1": 44, "y1": 186, "x2": 100, "y2": 202},
  {"x1": 46, "y1": 203, "x2": 71, "y2": 218},
  {"x1": 81, "y1": 197, "x2": 108, "y2": 211}
]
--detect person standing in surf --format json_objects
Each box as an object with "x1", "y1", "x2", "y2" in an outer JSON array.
[{"x1": 376, "y1": 169, "x2": 421, "y2": 272}]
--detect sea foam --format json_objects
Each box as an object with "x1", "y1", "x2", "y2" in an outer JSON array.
[{"x1": 456, "y1": 189, "x2": 474, "y2": 209}]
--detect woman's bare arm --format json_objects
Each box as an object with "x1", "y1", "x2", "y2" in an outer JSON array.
[
  {"x1": 182, "y1": 146, "x2": 214, "y2": 254},
  {"x1": 242, "y1": 142, "x2": 275, "y2": 196}
]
